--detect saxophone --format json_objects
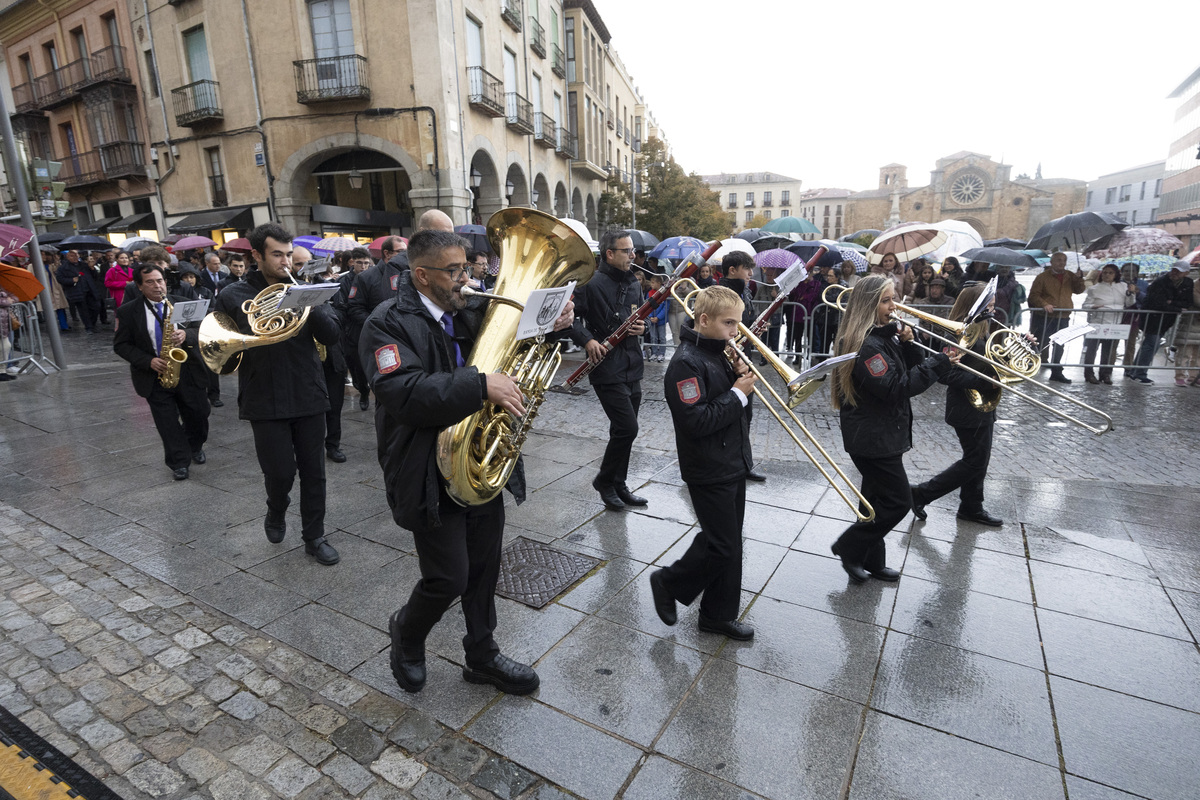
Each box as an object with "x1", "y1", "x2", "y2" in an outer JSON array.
[{"x1": 158, "y1": 299, "x2": 189, "y2": 388}]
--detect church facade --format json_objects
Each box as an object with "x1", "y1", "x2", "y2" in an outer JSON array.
[{"x1": 844, "y1": 152, "x2": 1087, "y2": 242}]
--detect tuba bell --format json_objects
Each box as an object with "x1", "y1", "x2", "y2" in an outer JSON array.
[
  {"x1": 436, "y1": 208, "x2": 595, "y2": 506},
  {"x1": 198, "y1": 281, "x2": 312, "y2": 374}
]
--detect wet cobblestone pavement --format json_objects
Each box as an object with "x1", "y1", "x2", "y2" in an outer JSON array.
[{"x1": 1, "y1": 327, "x2": 1198, "y2": 799}]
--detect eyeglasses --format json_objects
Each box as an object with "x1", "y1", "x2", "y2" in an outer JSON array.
[
  {"x1": 612, "y1": 247, "x2": 636, "y2": 255},
  {"x1": 426, "y1": 265, "x2": 473, "y2": 279}
]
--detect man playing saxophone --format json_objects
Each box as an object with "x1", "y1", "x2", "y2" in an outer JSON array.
[
  {"x1": 359, "y1": 229, "x2": 574, "y2": 695},
  {"x1": 113, "y1": 264, "x2": 210, "y2": 481},
  {"x1": 214, "y1": 223, "x2": 342, "y2": 566}
]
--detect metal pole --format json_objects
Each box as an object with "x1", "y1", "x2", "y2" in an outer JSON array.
[
  {"x1": 631, "y1": 179, "x2": 636, "y2": 229},
  {"x1": 0, "y1": 89, "x2": 66, "y2": 369}
]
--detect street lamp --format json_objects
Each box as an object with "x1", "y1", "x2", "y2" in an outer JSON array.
[
  {"x1": 531, "y1": 188, "x2": 540, "y2": 207},
  {"x1": 471, "y1": 166, "x2": 483, "y2": 189},
  {"x1": 347, "y1": 169, "x2": 364, "y2": 190},
  {"x1": 505, "y1": 179, "x2": 515, "y2": 202}
]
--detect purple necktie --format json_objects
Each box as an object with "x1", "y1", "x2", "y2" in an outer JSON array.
[
  {"x1": 153, "y1": 302, "x2": 164, "y2": 352},
  {"x1": 440, "y1": 313, "x2": 465, "y2": 367}
]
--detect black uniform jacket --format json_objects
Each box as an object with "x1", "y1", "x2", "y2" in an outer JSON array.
[
  {"x1": 664, "y1": 323, "x2": 751, "y2": 486},
  {"x1": 112, "y1": 293, "x2": 205, "y2": 398},
  {"x1": 347, "y1": 252, "x2": 409, "y2": 346},
  {"x1": 941, "y1": 336, "x2": 997, "y2": 428},
  {"x1": 1143, "y1": 274, "x2": 1195, "y2": 337},
  {"x1": 213, "y1": 270, "x2": 341, "y2": 421},
  {"x1": 719, "y1": 277, "x2": 757, "y2": 329},
  {"x1": 570, "y1": 260, "x2": 645, "y2": 385},
  {"x1": 123, "y1": 279, "x2": 196, "y2": 307},
  {"x1": 359, "y1": 270, "x2": 525, "y2": 531},
  {"x1": 839, "y1": 323, "x2": 951, "y2": 458}
]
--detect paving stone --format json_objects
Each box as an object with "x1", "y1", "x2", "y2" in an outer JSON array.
[
  {"x1": 201, "y1": 674, "x2": 240, "y2": 702},
  {"x1": 141, "y1": 731, "x2": 195, "y2": 762},
  {"x1": 96, "y1": 693, "x2": 149, "y2": 723},
  {"x1": 120, "y1": 663, "x2": 170, "y2": 692},
  {"x1": 413, "y1": 771, "x2": 474, "y2": 800},
  {"x1": 265, "y1": 755, "x2": 322, "y2": 799},
  {"x1": 350, "y1": 693, "x2": 409, "y2": 733},
  {"x1": 268, "y1": 685, "x2": 311, "y2": 715},
  {"x1": 18, "y1": 668, "x2": 54, "y2": 694},
  {"x1": 25, "y1": 635, "x2": 68, "y2": 657},
  {"x1": 42, "y1": 731, "x2": 80, "y2": 759},
  {"x1": 293, "y1": 661, "x2": 336, "y2": 690},
  {"x1": 371, "y1": 747, "x2": 428, "y2": 790},
  {"x1": 211, "y1": 625, "x2": 248, "y2": 646},
  {"x1": 143, "y1": 675, "x2": 193, "y2": 706},
  {"x1": 243, "y1": 668, "x2": 282, "y2": 697},
  {"x1": 286, "y1": 726, "x2": 338, "y2": 765},
  {"x1": 78, "y1": 677, "x2": 120, "y2": 703},
  {"x1": 34, "y1": 684, "x2": 76, "y2": 712},
  {"x1": 99, "y1": 739, "x2": 146, "y2": 774},
  {"x1": 195, "y1": 715, "x2": 258, "y2": 753},
  {"x1": 52, "y1": 699, "x2": 95, "y2": 731},
  {"x1": 125, "y1": 707, "x2": 171, "y2": 738},
  {"x1": 57, "y1": 618, "x2": 102, "y2": 643},
  {"x1": 47, "y1": 648, "x2": 87, "y2": 674},
  {"x1": 208, "y1": 769, "x2": 273, "y2": 800},
  {"x1": 297, "y1": 704, "x2": 348, "y2": 735},
  {"x1": 318, "y1": 676, "x2": 370, "y2": 709},
  {"x1": 175, "y1": 659, "x2": 216, "y2": 686},
  {"x1": 78, "y1": 719, "x2": 125, "y2": 750},
  {"x1": 388, "y1": 710, "x2": 444, "y2": 754},
  {"x1": 164, "y1": 694, "x2": 221, "y2": 733},
  {"x1": 360, "y1": 784, "x2": 410, "y2": 800},
  {"x1": 153, "y1": 646, "x2": 194, "y2": 668},
  {"x1": 220, "y1": 690, "x2": 270, "y2": 720},
  {"x1": 252, "y1": 706, "x2": 301, "y2": 738},
  {"x1": 93, "y1": 643, "x2": 143, "y2": 675},
  {"x1": 321, "y1": 752, "x2": 376, "y2": 795},
  {"x1": 125, "y1": 761, "x2": 186, "y2": 798},
  {"x1": 176, "y1": 747, "x2": 225, "y2": 783},
  {"x1": 228, "y1": 734, "x2": 291, "y2": 777},
  {"x1": 216, "y1": 652, "x2": 257, "y2": 679},
  {"x1": 424, "y1": 735, "x2": 486, "y2": 781},
  {"x1": 134, "y1": 635, "x2": 173, "y2": 658},
  {"x1": 236, "y1": 636, "x2": 276, "y2": 659},
  {"x1": 266, "y1": 647, "x2": 308, "y2": 676},
  {"x1": 117, "y1": 623, "x2": 155, "y2": 642},
  {"x1": 119, "y1": 596, "x2": 155, "y2": 612},
  {"x1": 330, "y1": 718, "x2": 387, "y2": 765},
  {"x1": 471, "y1": 757, "x2": 538, "y2": 800},
  {"x1": 174, "y1": 627, "x2": 214, "y2": 650}
]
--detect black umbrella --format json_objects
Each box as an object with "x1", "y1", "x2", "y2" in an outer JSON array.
[
  {"x1": 840, "y1": 229, "x2": 882, "y2": 242},
  {"x1": 1026, "y1": 211, "x2": 1128, "y2": 253},
  {"x1": 983, "y1": 237, "x2": 1027, "y2": 249},
  {"x1": 453, "y1": 224, "x2": 492, "y2": 255},
  {"x1": 36, "y1": 231, "x2": 67, "y2": 245},
  {"x1": 56, "y1": 234, "x2": 113, "y2": 251},
  {"x1": 734, "y1": 228, "x2": 791, "y2": 252},
  {"x1": 627, "y1": 229, "x2": 660, "y2": 251},
  {"x1": 785, "y1": 241, "x2": 843, "y2": 268},
  {"x1": 959, "y1": 247, "x2": 1041, "y2": 270}
]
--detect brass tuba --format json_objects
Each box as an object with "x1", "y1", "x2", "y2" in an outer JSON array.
[
  {"x1": 158, "y1": 299, "x2": 188, "y2": 388},
  {"x1": 198, "y1": 279, "x2": 312, "y2": 374},
  {"x1": 436, "y1": 208, "x2": 595, "y2": 506}
]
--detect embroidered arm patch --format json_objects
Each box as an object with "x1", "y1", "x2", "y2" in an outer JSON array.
[
  {"x1": 390, "y1": 275, "x2": 399, "y2": 291},
  {"x1": 865, "y1": 353, "x2": 888, "y2": 377},
  {"x1": 375, "y1": 344, "x2": 401, "y2": 374},
  {"x1": 348, "y1": 286, "x2": 357, "y2": 298},
  {"x1": 676, "y1": 377, "x2": 701, "y2": 405}
]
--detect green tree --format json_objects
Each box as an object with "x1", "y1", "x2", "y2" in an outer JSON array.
[
  {"x1": 634, "y1": 138, "x2": 732, "y2": 242},
  {"x1": 745, "y1": 213, "x2": 771, "y2": 230}
]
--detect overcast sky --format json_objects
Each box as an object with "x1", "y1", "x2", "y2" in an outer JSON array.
[{"x1": 596, "y1": 0, "x2": 1196, "y2": 190}]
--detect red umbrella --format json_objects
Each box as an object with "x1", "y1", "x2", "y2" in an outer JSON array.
[
  {"x1": 0, "y1": 262, "x2": 46, "y2": 302},
  {"x1": 173, "y1": 235, "x2": 218, "y2": 250},
  {"x1": 219, "y1": 237, "x2": 253, "y2": 254},
  {"x1": 367, "y1": 236, "x2": 407, "y2": 256},
  {"x1": 0, "y1": 223, "x2": 35, "y2": 260},
  {"x1": 162, "y1": 234, "x2": 184, "y2": 245}
]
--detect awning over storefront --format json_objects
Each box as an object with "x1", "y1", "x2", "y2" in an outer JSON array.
[
  {"x1": 168, "y1": 206, "x2": 255, "y2": 235},
  {"x1": 310, "y1": 204, "x2": 407, "y2": 229},
  {"x1": 77, "y1": 217, "x2": 121, "y2": 234},
  {"x1": 111, "y1": 212, "x2": 158, "y2": 232}
]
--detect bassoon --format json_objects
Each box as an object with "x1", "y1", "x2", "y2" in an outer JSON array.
[{"x1": 747, "y1": 246, "x2": 828, "y2": 338}]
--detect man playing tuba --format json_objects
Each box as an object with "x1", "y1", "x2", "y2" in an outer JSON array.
[
  {"x1": 360, "y1": 229, "x2": 574, "y2": 696},
  {"x1": 213, "y1": 223, "x2": 343, "y2": 565}
]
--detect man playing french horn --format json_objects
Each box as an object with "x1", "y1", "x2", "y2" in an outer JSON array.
[
  {"x1": 360, "y1": 229, "x2": 575, "y2": 696},
  {"x1": 113, "y1": 264, "x2": 210, "y2": 481}
]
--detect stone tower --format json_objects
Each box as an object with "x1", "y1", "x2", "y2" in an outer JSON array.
[{"x1": 879, "y1": 164, "x2": 908, "y2": 190}]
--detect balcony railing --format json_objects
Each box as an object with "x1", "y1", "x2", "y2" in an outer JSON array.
[
  {"x1": 616, "y1": 118, "x2": 623, "y2": 137},
  {"x1": 606, "y1": 106, "x2": 614, "y2": 129},
  {"x1": 624, "y1": 128, "x2": 630, "y2": 146},
  {"x1": 780, "y1": 197, "x2": 790, "y2": 206},
  {"x1": 293, "y1": 54, "x2": 370, "y2": 103},
  {"x1": 87, "y1": 45, "x2": 130, "y2": 84},
  {"x1": 60, "y1": 141, "x2": 146, "y2": 187},
  {"x1": 556, "y1": 131, "x2": 577, "y2": 160},
  {"x1": 551, "y1": 44, "x2": 566, "y2": 77},
  {"x1": 501, "y1": 0, "x2": 522, "y2": 31},
  {"x1": 172, "y1": 80, "x2": 223, "y2": 126},
  {"x1": 506, "y1": 92, "x2": 534, "y2": 135},
  {"x1": 12, "y1": 83, "x2": 38, "y2": 113},
  {"x1": 467, "y1": 66, "x2": 504, "y2": 117},
  {"x1": 21, "y1": 46, "x2": 131, "y2": 112},
  {"x1": 33, "y1": 58, "x2": 91, "y2": 108},
  {"x1": 534, "y1": 113, "x2": 556, "y2": 147},
  {"x1": 763, "y1": 200, "x2": 772, "y2": 207},
  {"x1": 529, "y1": 17, "x2": 546, "y2": 57}
]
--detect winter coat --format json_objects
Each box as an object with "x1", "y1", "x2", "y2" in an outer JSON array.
[
  {"x1": 1028, "y1": 269, "x2": 1085, "y2": 319},
  {"x1": 570, "y1": 260, "x2": 645, "y2": 385},
  {"x1": 1142, "y1": 274, "x2": 1195, "y2": 338},
  {"x1": 1171, "y1": 281, "x2": 1200, "y2": 348},
  {"x1": 56, "y1": 262, "x2": 85, "y2": 303},
  {"x1": 1083, "y1": 281, "x2": 1134, "y2": 324},
  {"x1": 105, "y1": 264, "x2": 134, "y2": 306},
  {"x1": 347, "y1": 252, "x2": 409, "y2": 347}
]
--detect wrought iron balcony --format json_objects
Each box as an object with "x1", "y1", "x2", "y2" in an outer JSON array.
[
  {"x1": 606, "y1": 106, "x2": 614, "y2": 129},
  {"x1": 172, "y1": 80, "x2": 223, "y2": 126},
  {"x1": 534, "y1": 113, "x2": 557, "y2": 148},
  {"x1": 506, "y1": 93, "x2": 534, "y2": 135},
  {"x1": 529, "y1": 17, "x2": 546, "y2": 57},
  {"x1": 59, "y1": 141, "x2": 146, "y2": 187},
  {"x1": 86, "y1": 46, "x2": 130, "y2": 85},
  {"x1": 33, "y1": 58, "x2": 90, "y2": 108},
  {"x1": 12, "y1": 83, "x2": 39, "y2": 113},
  {"x1": 556, "y1": 131, "x2": 577, "y2": 160},
  {"x1": 616, "y1": 118, "x2": 623, "y2": 137},
  {"x1": 293, "y1": 54, "x2": 370, "y2": 103},
  {"x1": 763, "y1": 200, "x2": 772, "y2": 207},
  {"x1": 501, "y1": 0, "x2": 522, "y2": 31},
  {"x1": 551, "y1": 44, "x2": 565, "y2": 78},
  {"x1": 467, "y1": 66, "x2": 505, "y2": 117}
]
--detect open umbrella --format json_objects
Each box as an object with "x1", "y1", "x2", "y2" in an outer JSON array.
[
  {"x1": 928, "y1": 220, "x2": 984, "y2": 260},
  {"x1": 840, "y1": 229, "x2": 882, "y2": 242},
  {"x1": 835, "y1": 246, "x2": 870, "y2": 273},
  {"x1": 1027, "y1": 211, "x2": 1128, "y2": 253},
  {"x1": 312, "y1": 235, "x2": 357, "y2": 256},
  {"x1": 219, "y1": 237, "x2": 253, "y2": 254},
  {"x1": 785, "y1": 240, "x2": 844, "y2": 268},
  {"x1": 627, "y1": 230, "x2": 660, "y2": 251},
  {"x1": 754, "y1": 248, "x2": 800, "y2": 274},
  {"x1": 291, "y1": 235, "x2": 320, "y2": 251},
  {"x1": 1098, "y1": 253, "x2": 1178, "y2": 278},
  {"x1": 761, "y1": 216, "x2": 821, "y2": 235},
  {"x1": 710, "y1": 238, "x2": 756, "y2": 265},
  {"x1": 454, "y1": 224, "x2": 491, "y2": 255},
  {"x1": 557, "y1": 218, "x2": 599, "y2": 254},
  {"x1": 0, "y1": 223, "x2": 34, "y2": 260},
  {"x1": 984, "y1": 237, "x2": 1027, "y2": 249},
  {"x1": 734, "y1": 228, "x2": 792, "y2": 252},
  {"x1": 36, "y1": 231, "x2": 66, "y2": 245},
  {"x1": 1083, "y1": 227, "x2": 1184, "y2": 259},
  {"x1": 367, "y1": 235, "x2": 407, "y2": 256},
  {"x1": 867, "y1": 223, "x2": 949, "y2": 265},
  {"x1": 836, "y1": 241, "x2": 868, "y2": 253},
  {"x1": 56, "y1": 235, "x2": 113, "y2": 251},
  {"x1": 173, "y1": 235, "x2": 218, "y2": 250},
  {"x1": 161, "y1": 233, "x2": 185, "y2": 245},
  {"x1": 120, "y1": 236, "x2": 159, "y2": 252},
  {"x1": 0, "y1": 262, "x2": 46, "y2": 302},
  {"x1": 958, "y1": 247, "x2": 1041, "y2": 271},
  {"x1": 648, "y1": 236, "x2": 705, "y2": 260}
]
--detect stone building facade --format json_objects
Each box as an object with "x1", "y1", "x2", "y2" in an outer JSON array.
[
  {"x1": 699, "y1": 172, "x2": 803, "y2": 232},
  {"x1": 1084, "y1": 161, "x2": 1164, "y2": 227},
  {"x1": 844, "y1": 152, "x2": 1087, "y2": 242},
  {"x1": 1159, "y1": 65, "x2": 1200, "y2": 251}
]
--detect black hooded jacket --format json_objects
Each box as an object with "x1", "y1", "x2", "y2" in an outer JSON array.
[
  {"x1": 346, "y1": 252, "x2": 410, "y2": 346},
  {"x1": 569, "y1": 260, "x2": 645, "y2": 385}
]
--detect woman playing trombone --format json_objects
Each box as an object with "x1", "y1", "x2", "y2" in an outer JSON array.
[{"x1": 828, "y1": 275, "x2": 960, "y2": 583}]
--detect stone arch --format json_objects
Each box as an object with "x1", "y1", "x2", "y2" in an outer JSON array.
[
  {"x1": 504, "y1": 162, "x2": 529, "y2": 207},
  {"x1": 571, "y1": 187, "x2": 584, "y2": 220},
  {"x1": 554, "y1": 181, "x2": 568, "y2": 217},
  {"x1": 585, "y1": 194, "x2": 597, "y2": 238},
  {"x1": 469, "y1": 149, "x2": 502, "y2": 225},
  {"x1": 532, "y1": 173, "x2": 551, "y2": 213},
  {"x1": 952, "y1": 216, "x2": 988, "y2": 237}
]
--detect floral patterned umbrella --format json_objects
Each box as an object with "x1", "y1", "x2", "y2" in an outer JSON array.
[
  {"x1": 1083, "y1": 227, "x2": 1184, "y2": 259},
  {"x1": 1096, "y1": 253, "x2": 1179, "y2": 278},
  {"x1": 835, "y1": 246, "x2": 870, "y2": 273}
]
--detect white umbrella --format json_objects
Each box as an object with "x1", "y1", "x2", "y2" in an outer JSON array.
[
  {"x1": 710, "y1": 237, "x2": 756, "y2": 265},
  {"x1": 557, "y1": 217, "x2": 598, "y2": 254},
  {"x1": 867, "y1": 223, "x2": 950, "y2": 265},
  {"x1": 120, "y1": 236, "x2": 158, "y2": 252},
  {"x1": 929, "y1": 220, "x2": 984, "y2": 260}
]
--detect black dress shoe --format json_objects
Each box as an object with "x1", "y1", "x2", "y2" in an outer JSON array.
[
  {"x1": 172, "y1": 467, "x2": 189, "y2": 481},
  {"x1": 869, "y1": 566, "x2": 901, "y2": 582},
  {"x1": 956, "y1": 510, "x2": 1003, "y2": 527},
  {"x1": 831, "y1": 542, "x2": 870, "y2": 584},
  {"x1": 698, "y1": 615, "x2": 754, "y2": 640},
  {"x1": 305, "y1": 537, "x2": 340, "y2": 565},
  {"x1": 192, "y1": 450, "x2": 206, "y2": 465},
  {"x1": 910, "y1": 486, "x2": 927, "y2": 521},
  {"x1": 615, "y1": 483, "x2": 648, "y2": 506},
  {"x1": 388, "y1": 611, "x2": 426, "y2": 693},
  {"x1": 592, "y1": 477, "x2": 626, "y2": 511},
  {"x1": 745, "y1": 469, "x2": 767, "y2": 482},
  {"x1": 1048, "y1": 373, "x2": 1072, "y2": 383},
  {"x1": 326, "y1": 447, "x2": 346, "y2": 463},
  {"x1": 359, "y1": 397, "x2": 370, "y2": 411},
  {"x1": 462, "y1": 653, "x2": 539, "y2": 695},
  {"x1": 210, "y1": 398, "x2": 224, "y2": 408},
  {"x1": 264, "y1": 511, "x2": 286, "y2": 543},
  {"x1": 649, "y1": 569, "x2": 677, "y2": 626}
]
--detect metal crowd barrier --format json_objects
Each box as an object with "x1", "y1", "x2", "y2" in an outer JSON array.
[{"x1": 6, "y1": 301, "x2": 53, "y2": 375}]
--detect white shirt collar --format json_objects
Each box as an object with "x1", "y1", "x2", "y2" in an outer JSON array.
[{"x1": 417, "y1": 289, "x2": 451, "y2": 322}]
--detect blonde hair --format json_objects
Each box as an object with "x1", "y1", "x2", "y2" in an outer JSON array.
[
  {"x1": 832, "y1": 275, "x2": 892, "y2": 409},
  {"x1": 693, "y1": 285, "x2": 743, "y2": 320}
]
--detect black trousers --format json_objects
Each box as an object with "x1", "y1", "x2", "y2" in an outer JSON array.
[
  {"x1": 915, "y1": 423, "x2": 993, "y2": 515},
  {"x1": 1082, "y1": 338, "x2": 1117, "y2": 379},
  {"x1": 1032, "y1": 313, "x2": 1071, "y2": 374},
  {"x1": 250, "y1": 413, "x2": 327, "y2": 542},
  {"x1": 205, "y1": 365, "x2": 221, "y2": 401},
  {"x1": 346, "y1": 345, "x2": 370, "y2": 402},
  {"x1": 834, "y1": 453, "x2": 911, "y2": 572},
  {"x1": 324, "y1": 365, "x2": 346, "y2": 449},
  {"x1": 146, "y1": 383, "x2": 210, "y2": 470},
  {"x1": 592, "y1": 380, "x2": 641, "y2": 487},
  {"x1": 396, "y1": 496, "x2": 504, "y2": 665},
  {"x1": 659, "y1": 480, "x2": 745, "y2": 621}
]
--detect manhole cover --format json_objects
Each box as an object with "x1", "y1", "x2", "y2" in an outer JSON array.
[{"x1": 496, "y1": 537, "x2": 601, "y2": 608}]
